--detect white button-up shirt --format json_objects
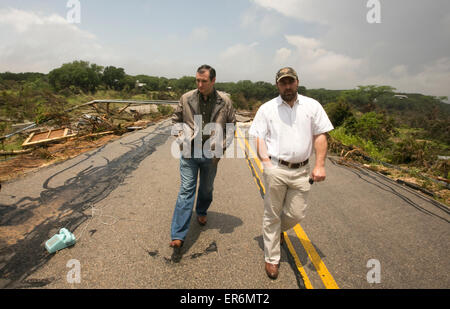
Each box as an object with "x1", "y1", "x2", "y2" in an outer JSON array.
[{"x1": 249, "y1": 94, "x2": 334, "y2": 163}]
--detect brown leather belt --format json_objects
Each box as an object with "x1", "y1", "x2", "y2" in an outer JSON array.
[{"x1": 269, "y1": 157, "x2": 309, "y2": 169}]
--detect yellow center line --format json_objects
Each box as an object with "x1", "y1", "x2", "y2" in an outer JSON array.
[
  {"x1": 293, "y1": 225, "x2": 339, "y2": 289},
  {"x1": 237, "y1": 124, "x2": 339, "y2": 289},
  {"x1": 235, "y1": 126, "x2": 265, "y2": 195},
  {"x1": 236, "y1": 126, "x2": 264, "y2": 172},
  {"x1": 283, "y1": 232, "x2": 314, "y2": 289}
]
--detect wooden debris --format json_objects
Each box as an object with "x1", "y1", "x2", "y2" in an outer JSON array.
[
  {"x1": 81, "y1": 131, "x2": 115, "y2": 138},
  {"x1": 0, "y1": 149, "x2": 33, "y2": 155},
  {"x1": 22, "y1": 128, "x2": 77, "y2": 147}
]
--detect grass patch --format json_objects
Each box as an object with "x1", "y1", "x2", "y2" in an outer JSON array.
[
  {"x1": 0, "y1": 136, "x2": 25, "y2": 152},
  {"x1": 329, "y1": 127, "x2": 386, "y2": 161}
]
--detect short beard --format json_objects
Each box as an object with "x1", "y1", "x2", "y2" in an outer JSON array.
[{"x1": 281, "y1": 91, "x2": 297, "y2": 102}]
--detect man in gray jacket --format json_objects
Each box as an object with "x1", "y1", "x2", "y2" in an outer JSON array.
[{"x1": 170, "y1": 65, "x2": 236, "y2": 249}]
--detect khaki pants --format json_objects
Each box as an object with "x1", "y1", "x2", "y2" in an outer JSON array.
[{"x1": 262, "y1": 164, "x2": 311, "y2": 264}]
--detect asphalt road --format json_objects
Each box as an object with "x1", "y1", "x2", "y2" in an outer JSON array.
[{"x1": 0, "y1": 119, "x2": 449, "y2": 289}]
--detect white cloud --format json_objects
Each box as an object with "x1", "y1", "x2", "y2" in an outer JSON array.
[
  {"x1": 274, "y1": 48, "x2": 292, "y2": 64},
  {"x1": 1, "y1": 3, "x2": 449, "y2": 101},
  {"x1": 0, "y1": 8, "x2": 61, "y2": 32},
  {"x1": 389, "y1": 65, "x2": 408, "y2": 78},
  {"x1": 363, "y1": 58, "x2": 450, "y2": 98},
  {"x1": 0, "y1": 8, "x2": 118, "y2": 73},
  {"x1": 278, "y1": 34, "x2": 450, "y2": 98},
  {"x1": 189, "y1": 27, "x2": 210, "y2": 41},
  {"x1": 217, "y1": 42, "x2": 267, "y2": 81},
  {"x1": 220, "y1": 42, "x2": 259, "y2": 59},
  {"x1": 252, "y1": 0, "x2": 450, "y2": 99},
  {"x1": 241, "y1": 7, "x2": 283, "y2": 36},
  {"x1": 285, "y1": 35, "x2": 321, "y2": 51},
  {"x1": 280, "y1": 35, "x2": 363, "y2": 88},
  {"x1": 251, "y1": 0, "x2": 349, "y2": 24}
]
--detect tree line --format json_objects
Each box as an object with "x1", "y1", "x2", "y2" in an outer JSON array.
[
  {"x1": 1, "y1": 61, "x2": 449, "y2": 170},
  {"x1": 0, "y1": 61, "x2": 287, "y2": 110}
]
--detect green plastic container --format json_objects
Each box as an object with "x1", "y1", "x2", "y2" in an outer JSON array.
[{"x1": 45, "y1": 228, "x2": 76, "y2": 254}]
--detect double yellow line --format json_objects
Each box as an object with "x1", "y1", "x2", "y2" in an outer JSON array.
[{"x1": 235, "y1": 125, "x2": 339, "y2": 289}]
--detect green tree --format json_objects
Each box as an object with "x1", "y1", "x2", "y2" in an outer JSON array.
[
  {"x1": 103, "y1": 66, "x2": 126, "y2": 90},
  {"x1": 298, "y1": 86, "x2": 307, "y2": 95},
  {"x1": 230, "y1": 93, "x2": 248, "y2": 110},
  {"x1": 48, "y1": 60, "x2": 103, "y2": 93},
  {"x1": 0, "y1": 72, "x2": 45, "y2": 83},
  {"x1": 121, "y1": 75, "x2": 138, "y2": 93},
  {"x1": 215, "y1": 82, "x2": 237, "y2": 95},
  {"x1": 174, "y1": 76, "x2": 196, "y2": 92},
  {"x1": 306, "y1": 88, "x2": 341, "y2": 105},
  {"x1": 341, "y1": 85, "x2": 395, "y2": 112},
  {"x1": 324, "y1": 99, "x2": 354, "y2": 127},
  {"x1": 357, "y1": 85, "x2": 396, "y2": 102},
  {"x1": 253, "y1": 81, "x2": 278, "y2": 101},
  {"x1": 347, "y1": 111, "x2": 397, "y2": 146},
  {"x1": 158, "y1": 77, "x2": 170, "y2": 91},
  {"x1": 133, "y1": 75, "x2": 161, "y2": 91},
  {"x1": 388, "y1": 136, "x2": 431, "y2": 165}
]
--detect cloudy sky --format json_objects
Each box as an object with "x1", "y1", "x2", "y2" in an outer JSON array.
[{"x1": 0, "y1": 0, "x2": 449, "y2": 99}]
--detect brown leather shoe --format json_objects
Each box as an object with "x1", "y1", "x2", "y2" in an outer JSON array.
[
  {"x1": 265, "y1": 262, "x2": 279, "y2": 280},
  {"x1": 169, "y1": 239, "x2": 183, "y2": 248},
  {"x1": 197, "y1": 215, "x2": 207, "y2": 226}
]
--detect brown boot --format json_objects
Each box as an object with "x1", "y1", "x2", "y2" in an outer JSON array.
[
  {"x1": 197, "y1": 215, "x2": 207, "y2": 226},
  {"x1": 169, "y1": 239, "x2": 184, "y2": 248},
  {"x1": 265, "y1": 262, "x2": 279, "y2": 280}
]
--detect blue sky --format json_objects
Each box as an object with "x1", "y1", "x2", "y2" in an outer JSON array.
[{"x1": 0, "y1": 0, "x2": 449, "y2": 99}]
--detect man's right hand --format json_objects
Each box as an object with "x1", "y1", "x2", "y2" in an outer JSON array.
[{"x1": 262, "y1": 158, "x2": 274, "y2": 170}]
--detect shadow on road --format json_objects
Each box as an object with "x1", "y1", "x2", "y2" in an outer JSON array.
[
  {"x1": 0, "y1": 122, "x2": 171, "y2": 288},
  {"x1": 168, "y1": 211, "x2": 243, "y2": 263}
]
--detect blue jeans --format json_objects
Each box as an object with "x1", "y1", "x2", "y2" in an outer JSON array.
[{"x1": 171, "y1": 154, "x2": 218, "y2": 241}]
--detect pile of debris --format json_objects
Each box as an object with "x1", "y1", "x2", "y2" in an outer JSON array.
[
  {"x1": 1, "y1": 103, "x2": 163, "y2": 158},
  {"x1": 0, "y1": 100, "x2": 177, "y2": 184},
  {"x1": 327, "y1": 135, "x2": 449, "y2": 205},
  {"x1": 22, "y1": 128, "x2": 77, "y2": 148}
]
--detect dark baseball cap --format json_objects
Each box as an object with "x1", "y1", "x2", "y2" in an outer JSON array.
[{"x1": 276, "y1": 67, "x2": 298, "y2": 83}]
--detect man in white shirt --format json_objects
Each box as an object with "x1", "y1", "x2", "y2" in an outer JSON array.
[{"x1": 248, "y1": 67, "x2": 334, "y2": 280}]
